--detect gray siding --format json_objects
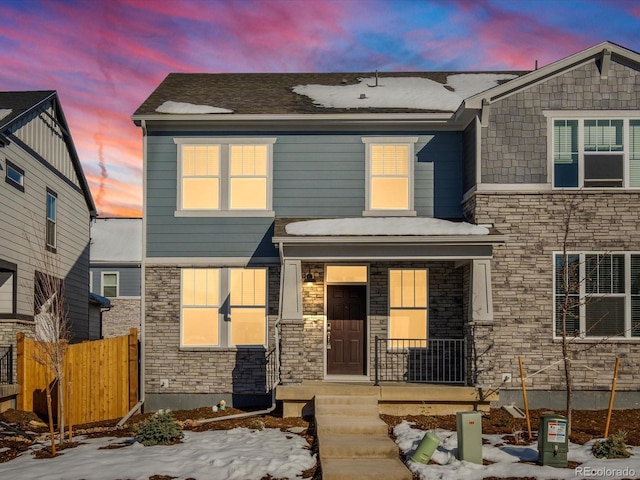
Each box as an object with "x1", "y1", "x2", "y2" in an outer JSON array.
[
  {"x1": 146, "y1": 131, "x2": 464, "y2": 257},
  {"x1": 90, "y1": 266, "x2": 141, "y2": 297},
  {"x1": 0, "y1": 114, "x2": 92, "y2": 341},
  {"x1": 482, "y1": 57, "x2": 640, "y2": 184}
]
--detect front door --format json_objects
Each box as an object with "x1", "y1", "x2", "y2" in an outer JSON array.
[{"x1": 327, "y1": 285, "x2": 366, "y2": 375}]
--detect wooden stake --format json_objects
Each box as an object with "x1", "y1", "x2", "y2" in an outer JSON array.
[
  {"x1": 46, "y1": 390, "x2": 56, "y2": 457},
  {"x1": 68, "y1": 379, "x2": 73, "y2": 443},
  {"x1": 519, "y1": 356, "x2": 532, "y2": 440},
  {"x1": 604, "y1": 357, "x2": 620, "y2": 438}
]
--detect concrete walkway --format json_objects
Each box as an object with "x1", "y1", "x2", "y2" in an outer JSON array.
[{"x1": 315, "y1": 395, "x2": 412, "y2": 480}]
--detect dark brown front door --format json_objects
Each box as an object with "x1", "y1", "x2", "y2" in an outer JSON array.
[{"x1": 327, "y1": 285, "x2": 366, "y2": 375}]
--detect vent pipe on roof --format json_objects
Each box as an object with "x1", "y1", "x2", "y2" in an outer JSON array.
[{"x1": 535, "y1": 60, "x2": 538, "y2": 70}]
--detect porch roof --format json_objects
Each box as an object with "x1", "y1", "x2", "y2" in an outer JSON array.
[{"x1": 273, "y1": 217, "x2": 505, "y2": 261}]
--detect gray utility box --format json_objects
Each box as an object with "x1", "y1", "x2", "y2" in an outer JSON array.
[
  {"x1": 456, "y1": 411, "x2": 483, "y2": 464},
  {"x1": 538, "y1": 414, "x2": 569, "y2": 467}
]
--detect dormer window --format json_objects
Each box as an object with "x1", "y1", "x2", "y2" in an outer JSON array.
[
  {"x1": 552, "y1": 117, "x2": 640, "y2": 188},
  {"x1": 362, "y1": 137, "x2": 418, "y2": 216}
]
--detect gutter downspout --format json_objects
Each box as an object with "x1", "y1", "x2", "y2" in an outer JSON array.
[
  {"x1": 196, "y1": 242, "x2": 285, "y2": 425},
  {"x1": 117, "y1": 119, "x2": 147, "y2": 428}
]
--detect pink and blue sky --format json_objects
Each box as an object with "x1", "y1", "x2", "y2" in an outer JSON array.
[{"x1": 1, "y1": 0, "x2": 639, "y2": 217}]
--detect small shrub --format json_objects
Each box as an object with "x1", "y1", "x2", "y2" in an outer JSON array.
[
  {"x1": 250, "y1": 419, "x2": 265, "y2": 431},
  {"x1": 592, "y1": 431, "x2": 631, "y2": 459},
  {"x1": 134, "y1": 409, "x2": 184, "y2": 446}
]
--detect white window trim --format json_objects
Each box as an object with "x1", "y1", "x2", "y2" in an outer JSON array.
[
  {"x1": 89, "y1": 271, "x2": 94, "y2": 293},
  {"x1": 545, "y1": 112, "x2": 640, "y2": 189},
  {"x1": 45, "y1": 189, "x2": 57, "y2": 250},
  {"x1": 362, "y1": 137, "x2": 418, "y2": 216},
  {"x1": 552, "y1": 251, "x2": 640, "y2": 340},
  {"x1": 101, "y1": 271, "x2": 119, "y2": 298},
  {"x1": 179, "y1": 267, "x2": 268, "y2": 349},
  {"x1": 174, "y1": 137, "x2": 276, "y2": 216}
]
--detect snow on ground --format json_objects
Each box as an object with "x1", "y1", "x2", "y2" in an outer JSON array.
[
  {"x1": 285, "y1": 217, "x2": 490, "y2": 236},
  {"x1": 394, "y1": 421, "x2": 640, "y2": 480},
  {"x1": 155, "y1": 100, "x2": 233, "y2": 114},
  {"x1": 292, "y1": 74, "x2": 518, "y2": 112},
  {"x1": 0, "y1": 427, "x2": 315, "y2": 480},
  {"x1": 5, "y1": 420, "x2": 640, "y2": 480}
]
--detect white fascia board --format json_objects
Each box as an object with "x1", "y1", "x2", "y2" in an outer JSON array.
[
  {"x1": 90, "y1": 261, "x2": 142, "y2": 266},
  {"x1": 144, "y1": 257, "x2": 279, "y2": 266},
  {"x1": 463, "y1": 42, "x2": 639, "y2": 109},
  {"x1": 272, "y1": 234, "x2": 506, "y2": 245}
]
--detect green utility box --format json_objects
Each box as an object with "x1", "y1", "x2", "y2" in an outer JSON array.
[
  {"x1": 456, "y1": 411, "x2": 483, "y2": 464},
  {"x1": 538, "y1": 414, "x2": 569, "y2": 467},
  {"x1": 410, "y1": 431, "x2": 440, "y2": 464}
]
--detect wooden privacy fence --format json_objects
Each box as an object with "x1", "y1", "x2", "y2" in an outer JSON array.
[{"x1": 17, "y1": 328, "x2": 138, "y2": 425}]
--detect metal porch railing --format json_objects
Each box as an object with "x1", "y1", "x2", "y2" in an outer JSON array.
[
  {"x1": 0, "y1": 345, "x2": 13, "y2": 384},
  {"x1": 265, "y1": 347, "x2": 278, "y2": 393},
  {"x1": 374, "y1": 337, "x2": 466, "y2": 385}
]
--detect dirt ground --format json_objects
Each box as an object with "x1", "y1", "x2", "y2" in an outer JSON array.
[{"x1": 1, "y1": 405, "x2": 639, "y2": 479}]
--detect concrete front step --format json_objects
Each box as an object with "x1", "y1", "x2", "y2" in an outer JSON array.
[
  {"x1": 315, "y1": 394, "x2": 379, "y2": 406},
  {"x1": 315, "y1": 402, "x2": 380, "y2": 418},
  {"x1": 316, "y1": 415, "x2": 389, "y2": 436},
  {"x1": 321, "y1": 457, "x2": 412, "y2": 480},
  {"x1": 318, "y1": 433, "x2": 399, "y2": 459}
]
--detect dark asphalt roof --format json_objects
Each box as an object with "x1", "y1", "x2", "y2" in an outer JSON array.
[
  {"x1": 133, "y1": 71, "x2": 527, "y2": 116},
  {"x1": 0, "y1": 91, "x2": 56, "y2": 129}
]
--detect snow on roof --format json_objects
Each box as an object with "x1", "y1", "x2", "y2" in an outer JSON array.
[
  {"x1": 285, "y1": 217, "x2": 489, "y2": 236},
  {"x1": 292, "y1": 74, "x2": 517, "y2": 112},
  {"x1": 156, "y1": 100, "x2": 233, "y2": 114},
  {"x1": 91, "y1": 218, "x2": 142, "y2": 262},
  {"x1": 0, "y1": 109, "x2": 12, "y2": 121}
]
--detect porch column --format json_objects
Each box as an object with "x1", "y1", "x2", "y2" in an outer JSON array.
[
  {"x1": 469, "y1": 259, "x2": 493, "y2": 322},
  {"x1": 278, "y1": 259, "x2": 305, "y2": 384}
]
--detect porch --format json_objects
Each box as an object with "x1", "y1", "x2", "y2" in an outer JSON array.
[{"x1": 276, "y1": 380, "x2": 498, "y2": 418}]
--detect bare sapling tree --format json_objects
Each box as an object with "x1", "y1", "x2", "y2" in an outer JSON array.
[
  {"x1": 26, "y1": 226, "x2": 72, "y2": 449},
  {"x1": 557, "y1": 193, "x2": 639, "y2": 435}
]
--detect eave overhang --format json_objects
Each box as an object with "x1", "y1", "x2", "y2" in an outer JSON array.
[{"x1": 131, "y1": 112, "x2": 455, "y2": 128}]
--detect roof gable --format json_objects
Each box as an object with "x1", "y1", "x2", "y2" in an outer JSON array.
[
  {"x1": 0, "y1": 90, "x2": 96, "y2": 217},
  {"x1": 461, "y1": 41, "x2": 640, "y2": 110}
]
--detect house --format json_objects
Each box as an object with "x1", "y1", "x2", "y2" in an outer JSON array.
[
  {"x1": 132, "y1": 41, "x2": 640, "y2": 413},
  {"x1": 90, "y1": 217, "x2": 142, "y2": 338},
  {"x1": 0, "y1": 91, "x2": 97, "y2": 399}
]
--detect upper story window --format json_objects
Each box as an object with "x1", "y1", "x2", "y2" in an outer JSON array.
[
  {"x1": 5, "y1": 160, "x2": 24, "y2": 192},
  {"x1": 554, "y1": 252, "x2": 640, "y2": 339},
  {"x1": 101, "y1": 272, "x2": 119, "y2": 298},
  {"x1": 46, "y1": 189, "x2": 57, "y2": 252},
  {"x1": 175, "y1": 138, "x2": 276, "y2": 216},
  {"x1": 552, "y1": 117, "x2": 640, "y2": 188},
  {"x1": 362, "y1": 137, "x2": 418, "y2": 216}
]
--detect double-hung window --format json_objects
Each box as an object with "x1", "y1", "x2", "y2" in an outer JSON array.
[
  {"x1": 551, "y1": 116, "x2": 640, "y2": 188},
  {"x1": 554, "y1": 253, "x2": 640, "y2": 338},
  {"x1": 0, "y1": 260, "x2": 17, "y2": 316},
  {"x1": 229, "y1": 268, "x2": 267, "y2": 346},
  {"x1": 101, "y1": 272, "x2": 119, "y2": 298},
  {"x1": 175, "y1": 138, "x2": 275, "y2": 216},
  {"x1": 362, "y1": 137, "x2": 418, "y2": 215},
  {"x1": 180, "y1": 267, "x2": 267, "y2": 347},
  {"x1": 46, "y1": 189, "x2": 57, "y2": 251},
  {"x1": 388, "y1": 269, "x2": 428, "y2": 347}
]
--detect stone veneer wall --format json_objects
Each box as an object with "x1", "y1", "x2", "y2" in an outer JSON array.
[
  {"x1": 281, "y1": 262, "x2": 465, "y2": 382},
  {"x1": 465, "y1": 192, "x2": 640, "y2": 393},
  {"x1": 144, "y1": 265, "x2": 280, "y2": 401},
  {"x1": 102, "y1": 298, "x2": 141, "y2": 338},
  {"x1": 0, "y1": 320, "x2": 34, "y2": 383}
]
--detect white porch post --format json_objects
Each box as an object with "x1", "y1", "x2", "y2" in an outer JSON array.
[
  {"x1": 469, "y1": 259, "x2": 494, "y2": 322},
  {"x1": 281, "y1": 259, "x2": 303, "y2": 320}
]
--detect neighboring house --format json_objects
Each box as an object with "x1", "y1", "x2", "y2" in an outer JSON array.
[
  {"x1": 0, "y1": 91, "x2": 97, "y2": 387},
  {"x1": 90, "y1": 217, "x2": 142, "y2": 338},
  {"x1": 132, "y1": 41, "x2": 640, "y2": 412}
]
